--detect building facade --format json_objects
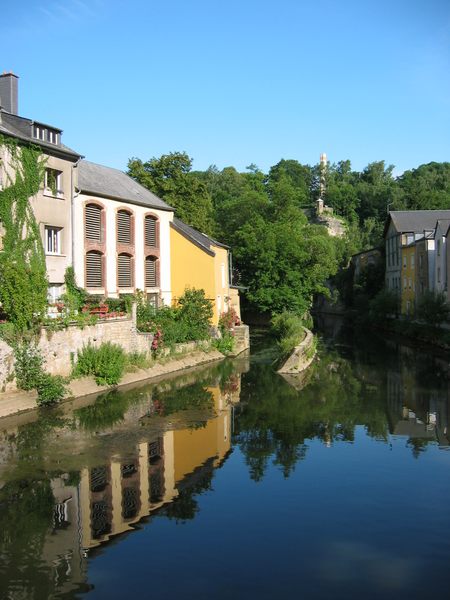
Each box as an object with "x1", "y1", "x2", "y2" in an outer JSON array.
[{"x1": 74, "y1": 160, "x2": 174, "y2": 305}]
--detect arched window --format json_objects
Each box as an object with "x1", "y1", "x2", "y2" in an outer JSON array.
[
  {"x1": 85, "y1": 204, "x2": 103, "y2": 242},
  {"x1": 145, "y1": 256, "x2": 158, "y2": 287},
  {"x1": 117, "y1": 210, "x2": 132, "y2": 244},
  {"x1": 118, "y1": 253, "x2": 133, "y2": 288},
  {"x1": 86, "y1": 251, "x2": 103, "y2": 288},
  {"x1": 145, "y1": 215, "x2": 158, "y2": 247}
]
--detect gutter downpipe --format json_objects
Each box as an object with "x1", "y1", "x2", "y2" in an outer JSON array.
[{"x1": 71, "y1": 158, "x2": 82, "y2": 288}]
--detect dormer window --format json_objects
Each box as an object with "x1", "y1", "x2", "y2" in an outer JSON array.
[{"x1": 33, "y1": 124, "x2": 59, "y2": 145}]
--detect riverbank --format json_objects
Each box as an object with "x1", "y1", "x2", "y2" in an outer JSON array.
[{"x1": 0, "y1": 348, "x2": 229, "y2": 420}]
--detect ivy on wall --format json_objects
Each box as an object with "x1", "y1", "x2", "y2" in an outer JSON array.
[{"x1": 0, "y1": 135, "x2": 48, "y2": 332}]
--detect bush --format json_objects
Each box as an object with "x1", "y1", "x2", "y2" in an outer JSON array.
[
  {"x1": 14, "y1": 342, "x2": 45, "y2": 390},
  {"x1": 126, "y1": 351, "x2": 151, "y2": 370},
  {"x1": 177, "y1": 288, "x2": 213, "y2": 341},
  {"x1": 36, "y1": 373, "x2": 67, "y2": 406},
  {"x1": 271, "y1": 311, "x2": 306, "y2": 358},
  {"x1": 73, "y1": 342, "x2": 127, "y2": 386},
  {"x1": 214, "y1": 332, "x2": 235, "y2": 355},
  {"x1": 62, "y1": 266, "x2": 87, "y2": 312},
  {"x1": 369, "y1": 289, "x2": 400, "y2": 322},
  {"x1": 417, "y1": 290, "x2": 450, "y2": 327}
]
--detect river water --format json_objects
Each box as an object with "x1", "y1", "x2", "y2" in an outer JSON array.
[{"x1": 1, "y1": 325, "x2": 450, "y2": 599}]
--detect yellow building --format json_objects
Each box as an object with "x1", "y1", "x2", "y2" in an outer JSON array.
[
  {"x1": 401, "y1": 238, "x2": 416, "y2": 314},
  {"x1": 170, "y1": 217, "x2": 240, "y2": 325}
]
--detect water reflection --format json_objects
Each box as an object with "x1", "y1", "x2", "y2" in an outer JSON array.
[
  {"x1": 0, "y1": 358, "x2": 247, "y2": 598},
  {"x1": 1, "y1": 332, "x2": 450, "y2": 598}
]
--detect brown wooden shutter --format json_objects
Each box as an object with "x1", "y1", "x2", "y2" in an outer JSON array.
[
  {"x1": 118, "y1": 253, "x2": 132, "y2": 287},
  {"x1": 117, "y1": 210, "x2": 131, "y2": 244},
  {"x1": 86, "y1": 252, "x2": 103, "y2": 287},
  {"x1": 145, "y1": 216, "x2": 157, "y2": 247},
  {"x1": 85, "y1": 204, "x2": 102, "y2": 241},
  {"x1": 145, "y1": 256, "x2": 157, "y2": 287}
]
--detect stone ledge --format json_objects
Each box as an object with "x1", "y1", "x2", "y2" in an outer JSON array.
[{"x1": 277, "y1": 327, "x2": 316, "y2": 374}]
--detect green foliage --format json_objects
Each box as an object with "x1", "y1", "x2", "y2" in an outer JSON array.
[
  {"x1": 271, "y1": 311, "x2": 306, "y2": 358},
  {"x1": 73, "y1": 342, "x2": 127, "y2": 386},
  {"x1": 177, "y1": 288, "x2": 213, "y2": 340},
  {"x1": 61, "y1": 267, "x2": 86, "y2": 312},
  {"x1": 369, "y1": 289, "x2": 400, "y2": 323},
  {"x1": 128, "y1": 152, "x2": 214, "y2": 233},
  {"x1": 417, "y1": 290, "x2": 450, "y2": 327},
  {"x1": 126, "y1": 351, "x2": 151, "y2": 370},
  {"x1": 213, "y1": 331, "x2": 235, "y2": 354},
  {"x1": 0, "y1": 136, "x2": 48, "y2": 332},
  {"x1": 138, "y1": 288, "x2": 213, "y2": 348},
  {"x1": 14, "y1": 342, "x2": 45, "y2": 391},
  {"x1": 35, "y1": 373, "x2": 67, "y2": 406}
]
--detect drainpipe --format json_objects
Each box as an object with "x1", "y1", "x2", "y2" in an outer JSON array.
[{"x1": 71, "y1": 158, "x2": 81, "y2": 287}]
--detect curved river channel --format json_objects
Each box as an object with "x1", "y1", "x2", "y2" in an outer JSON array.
[{"x1": 1, "y1": 323, "x2": 450, "y2": 599}]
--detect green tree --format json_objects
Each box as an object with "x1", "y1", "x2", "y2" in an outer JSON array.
[{"x1": 128, "y1": 152, "x2": 214, "y2": 233}]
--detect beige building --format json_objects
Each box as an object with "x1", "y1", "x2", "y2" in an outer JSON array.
[
  {"x1": 75, "y1": 160, "x2": 174, "y2": 305},
  {"x1": 0, "y1": 72, "x2": 82, "y2": 302}
]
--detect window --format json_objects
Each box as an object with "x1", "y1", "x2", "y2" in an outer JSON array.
[
  {"x1": 117, "y1": 210, "x2": 132, "y2": 244},
  {"x1": 437, "y1": 240, "x2": 441, "y2": 256},
  {"x1": 44, "y1": 168, "x2": 63, "y2": 196},
  {"x1": 403, "y1": 277, "x2": 407, "y2": 289},
  {"x1": 403, "y1": 255, "x2": 407, "y2": 268},
  {"x1": 118, "y1": 253, "x2": 132, "y2": 288},
  {"x1": 411, "y1": 255, "x2": 415, "y2": 268},
  {"x1": 47, "y1": 284, "x2": 63, "y2": 303},
  {"x1": 147, "y1": 292, "x2": 159, "y2": 308},
  {"x1": 438, "y1": 267, "x2": 441, "y2": 283},
  {"x1": 145, "y1": 256, "x2": 157, "y2": 287},
  {"x1": 145, "y1": 216, "x2": 157, "y2": 247},
  {"x1": 85, "y1": 204, "x2": 103, "y2": 241},
  {"x1": 86, "y1": 251, "x2": 103, "y2": 288},
  {"x1": 45, "y1": 226, "x2": 62, "y2": 254},
  {"x1": 408, "y1": 278, "x2": 412, "y2": 289},
  {"x1": 33, "y1": 125, "x2": 59, "y2": 144}
]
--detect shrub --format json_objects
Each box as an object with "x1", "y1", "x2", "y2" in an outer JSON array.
[
  {"x1": 14, "y1": 342, "x2": 45, "y2": 390},
  {"x1": 177, "y1": 288, "x2": 213, "y2": 341},
  {"x1": 271, "y1": 311, "x2": 306, "y2": 358},
  {"x1": 214, "y1": 332, "x2": 235, "y2": 355},
  {"x1": 62, "y1": 266, "x2": 87, "y2": 312},
  {"x1": 126, "y1": 351, "x2": 150, "y2": 370},
  {"x1": 417, "y1": 290, "x2": 450, "y2": 327},
  {"x1": 36, "y1": 373, "x2": 67, "y2": 406},
  {"x1": 369, "y1": 289, "x2": 400, "y2": 322},
  {"x1": 73, "y1": 342, "x2": 126, "y2": 386}
]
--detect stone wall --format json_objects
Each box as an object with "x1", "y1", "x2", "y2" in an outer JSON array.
[
  {"x1": 0, "y1": 306, "x2": 153, "y2": 393},
  {"x1": 230, "y1": 324, "x2": 250, "y2": 356},
  {"x1": 277, "y1": 327, "x2": 316, "y2": 374}
]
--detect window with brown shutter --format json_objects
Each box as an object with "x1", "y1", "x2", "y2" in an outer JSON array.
[
  {"x1": 117, "y1": 210, "x2": 132, "y2": 244},
  {"x1": 85, "y1": 204, "x2": 102, "y2": 241},
  {"x1": 145, "y1": 216, "x2": 157, "y2": 247},
  {"x1": 118, "y1": 253, "x2": 132, "y2": 288},
  {"x1": 86, "y1": 251, "x2": 103, "y2": 287},
  {"x1": 145, "y1": 256, "x2": 157, "y2": 287}
]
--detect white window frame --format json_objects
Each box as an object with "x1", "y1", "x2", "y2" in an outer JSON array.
[
  {"x1": 47, "y1": 284, "x2": 63, "y2": 304},
  {"x1": 44, "y1": 168, "x2": 64, "y2": 197},
  {"x1": 45, "y1": 226, "x2": 62, "y2": 255}
]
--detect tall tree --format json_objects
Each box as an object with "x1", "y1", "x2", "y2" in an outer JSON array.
[{"x1": 128, "y1": 152, "x2": 214, "y2": 234}]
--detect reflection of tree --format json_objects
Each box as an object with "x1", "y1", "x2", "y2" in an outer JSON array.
[
  {"x1": 0, "y1": 478, "x2": 55, "y2": 599},
  {"x1": 75, "y1": 389, "x2": 132, "y2": 430},
  {"x1": 234, "y1": 350, "x2": 389, "y2": 481},
  {"x1": 152, "y1": 382, "x2": 214, "y2": 427},
  {"x1": 159, "y1": 458, "x2": 215, "y2": 522}
]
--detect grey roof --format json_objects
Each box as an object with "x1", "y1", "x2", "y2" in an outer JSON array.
[
  {"x1": 171, "y1": 217, "x2": 229, "y2": 256},
  {"x1": 0, "y1": 109, "x2": 81, "y2": 159},
  {"x1": 386, "y1": 210, "x2": 450, "y2": 236},
  {"x1": 78, "y1": 160, "x2": 173, "y2": 212}
]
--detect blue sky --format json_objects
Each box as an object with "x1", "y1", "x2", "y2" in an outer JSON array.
[{"x1": 1, "y1": 0, "x2": 449, "y2": 175}]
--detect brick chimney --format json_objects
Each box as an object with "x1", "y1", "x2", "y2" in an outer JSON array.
[{"x1": 0, "y1": 72, "x2": 18, "y2": 114}]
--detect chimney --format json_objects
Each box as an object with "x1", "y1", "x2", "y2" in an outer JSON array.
[{"x1": 0, "y1": 72, "x2": 19, "y2": 114}]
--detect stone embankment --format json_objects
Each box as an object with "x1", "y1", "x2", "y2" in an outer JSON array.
[
  {"x1": 277, "y1": 327, "x2": 316, "y2": 374},
  {"x1": 0, "y1": 316, "x2": 250, "y2": 419}
]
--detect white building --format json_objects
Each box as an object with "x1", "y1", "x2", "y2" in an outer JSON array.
[{"x1": 74, "y1": 160, "x2": 174, "y2": 306}]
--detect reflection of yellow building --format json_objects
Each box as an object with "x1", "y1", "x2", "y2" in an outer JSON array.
[
  {"x1": 170, "y1": 217, "x2": 239, "y2": 324},
  {"x1": 401, "y1": 239, "x2": 416, "y2": 314},
  {"x1": 77, "y1": 382, "x2": 235, "y2": 549}
]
